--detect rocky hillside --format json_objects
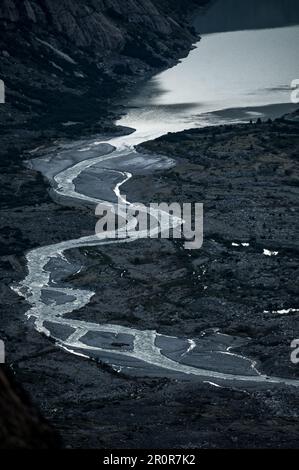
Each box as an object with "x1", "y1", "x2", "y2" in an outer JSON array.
[
  {"x1": 1, "y1": 0, "x2": 201, "y2": 57},
  {"x1": 0, "y1": 0, "x2": 208, "y2": 129}
]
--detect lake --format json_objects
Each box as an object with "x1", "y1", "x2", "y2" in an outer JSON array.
[{"x1": 119, "y1": 25, "x2": 299, "y2": 140}]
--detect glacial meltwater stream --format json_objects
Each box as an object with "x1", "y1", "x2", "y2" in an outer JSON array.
[{"x1": 13, "y1": 25, "x2": 299, "y2": 387}]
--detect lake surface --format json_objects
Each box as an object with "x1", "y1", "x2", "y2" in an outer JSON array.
[{"x1": 119, "y1": 25, "x2": 299, "y2": 139}]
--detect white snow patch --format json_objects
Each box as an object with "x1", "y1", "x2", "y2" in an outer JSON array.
[
  {"x1": 263, "y1": 249, "x2": 279, "y2": 257},
  {"x1": 264, "y1": 308, "x2": 299, "y2": 315}
]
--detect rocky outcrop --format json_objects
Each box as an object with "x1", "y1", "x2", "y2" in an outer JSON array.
[
  {"x1": 0, "y1": 0, "x2": 208, "y2": 132},
  {"x1": 0, "y1": 0, "x2": 200, "y2": 52}
]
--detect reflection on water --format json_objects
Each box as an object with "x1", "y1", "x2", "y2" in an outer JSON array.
[{"x1": 119, "y1": 26, "x2": 299, "y2": 139}]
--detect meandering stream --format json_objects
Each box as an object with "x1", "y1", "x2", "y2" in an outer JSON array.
[{"x1": 13, "y1": 25, "x2": 299, "y2": 387}]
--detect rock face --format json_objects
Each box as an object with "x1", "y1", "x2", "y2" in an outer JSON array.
[
  {"x1": 0, "y1": 0, "x2": 197, "y2": 52},
  {"x1": 0, "y1": 0, "x2": 208, "y2": 130},
  {"x1": 0, "y1": 368, "x2": 60, "y2": 449}
]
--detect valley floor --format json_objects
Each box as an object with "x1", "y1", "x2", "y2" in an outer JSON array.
[{"x1": 1, "y1": 114, "x2": 299, "y2": 448}]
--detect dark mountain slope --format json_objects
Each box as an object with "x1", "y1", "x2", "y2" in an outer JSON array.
[{"x1": 0, "y1": 0, "x2": 208, "y2": 129}]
